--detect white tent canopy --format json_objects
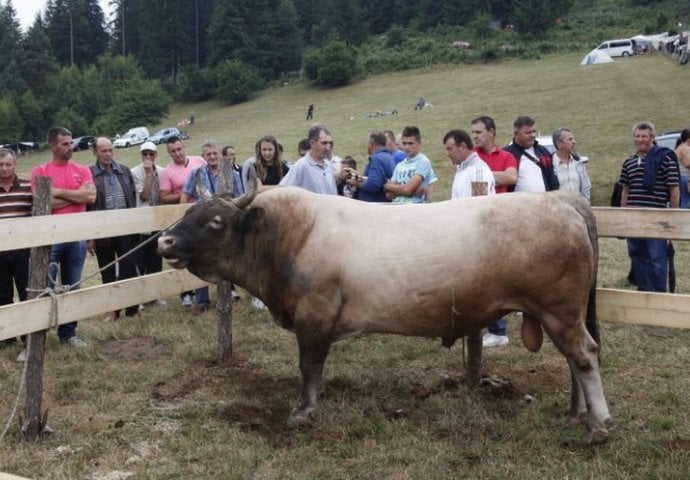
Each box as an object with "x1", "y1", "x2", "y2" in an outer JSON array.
[{"x1": 580, "y1": 49, "x2": 614, "y2": 65}]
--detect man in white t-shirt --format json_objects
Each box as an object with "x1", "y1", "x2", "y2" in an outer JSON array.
[
  {"x1": 443, "y1": 129, "x2": 495, "y2": 199},
  {"x1": 504, "y1": 116, "x2": 559, "y2": 193}
]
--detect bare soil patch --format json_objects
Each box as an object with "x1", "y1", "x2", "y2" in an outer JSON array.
[{"x1": 100, "y1": 337, "x2": 170, "y2": 361}]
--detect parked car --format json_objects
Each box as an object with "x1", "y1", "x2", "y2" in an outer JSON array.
[
  {"x1": 595, "y1": 38, "x2": 636, "y2": 57},
  {"x1": 656, "y1": 130, "x2": 682, "y2": 150},
  {"x1": 536, "y1": 135, "x2": 589, "y2": 163},
  {"x1": 72, "y1": 135, "x2": 94, "y2": 151},
  {"x1": 0, "y1": 141, "x2": 40, "y2": 154},
  {"x1": 113, "y1": 127, "x2": 149, "y2": 148},
  {"x1": 148, "y1": 127, "x2": 181, "y2": 145}
]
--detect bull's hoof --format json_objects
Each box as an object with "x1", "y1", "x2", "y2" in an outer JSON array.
[
  {"x1": 287, "y1": 408, "x2": 316, "y2": 429},
  {"x1": 588, "y1": 427, "x2": 609, "y2": 445}
]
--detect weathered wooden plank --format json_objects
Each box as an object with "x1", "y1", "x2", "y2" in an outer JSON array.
[
  {"x1": 2, "y1": 205, "x2": 690, "y2": 252},
  {"x1": 0, "y1": 205, "x2": 190, "y2": 251},
  {"x1": 597, "y1": 288, "x2": 690, "y2": 329},
  {"x1": 593, "y1": 207, "x2": 690, "y2": 240},
  {"x1": 0, "y1": 270, "x2": 207, "y2": 341}
]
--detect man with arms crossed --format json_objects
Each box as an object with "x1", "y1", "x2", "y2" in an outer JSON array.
[
  {"x1": 384, "y1": 125, "x2": 435, "y2": 203},
  {"x1": 31, "y1": 127, "x2": 96, "y2": 347}
]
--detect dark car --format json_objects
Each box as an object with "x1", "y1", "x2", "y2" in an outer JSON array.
[
  {"x1": 72, "y1": 135, "x2": 94, "y2": 151},
  {"x1": 148, "y1": 127, "x2": 181, "y2": 145}
]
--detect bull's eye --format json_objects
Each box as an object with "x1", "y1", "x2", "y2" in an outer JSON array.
[{"x1": 208, "y1": 215, "x2": 224, "y2": 231}]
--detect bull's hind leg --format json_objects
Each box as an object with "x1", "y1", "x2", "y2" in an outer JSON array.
[
  {"x1": 287, "y1": 333, "x2": 332, "y2": 428},
  {"x1": 543, "y1": 318, "x2": 610, "y2": 443}
]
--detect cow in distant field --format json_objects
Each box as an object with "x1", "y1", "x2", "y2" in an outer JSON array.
[{"x1": 158, "y1": 179, "x2": 610, "y2": 443}]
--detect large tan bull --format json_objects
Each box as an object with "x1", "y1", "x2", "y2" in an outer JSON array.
[{"x1": 158, "y1": 180, "x2": 610, "y2": 443}]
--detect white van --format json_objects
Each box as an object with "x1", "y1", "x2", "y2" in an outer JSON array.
[
  {"x1": 596, "y1": 38, "x2": 635, "y2": 57},
  {"x1": 113, "y1": 127, "x2": 149, "y2": 148}
]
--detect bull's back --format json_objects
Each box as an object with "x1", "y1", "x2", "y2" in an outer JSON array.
[{"x1": 260, "y1": 190, "x2": 595, "y2": 338}]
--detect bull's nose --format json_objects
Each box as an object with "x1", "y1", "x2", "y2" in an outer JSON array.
[{"x1": 157, "y1": 235, "x2": 176, "y2": 254}]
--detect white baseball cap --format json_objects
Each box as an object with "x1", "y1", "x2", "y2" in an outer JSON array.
[{"x1": 140, "y1": 141, "x2": 157, "y2": 152}]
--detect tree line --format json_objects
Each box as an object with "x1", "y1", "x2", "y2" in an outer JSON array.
[{"x1": 0, "y1": 0, "x2": 585, "y2": 142}]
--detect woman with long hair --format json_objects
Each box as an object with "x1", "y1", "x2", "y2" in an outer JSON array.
[{"x1": 253, "y1": 135, "x2": 288, "y2": 191}]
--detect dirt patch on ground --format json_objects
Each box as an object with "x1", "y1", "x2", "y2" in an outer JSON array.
[
  {"x1": 665, "y1": 438, "x2": 690, "y2": 452},
  {"x1": 100, "y1": 337, "x2": 170, "y2": 361}
]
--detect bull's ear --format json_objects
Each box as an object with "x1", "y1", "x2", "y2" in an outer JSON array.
[{"x1": 234, "y1": 207, "x2": 265, "y2": 234}]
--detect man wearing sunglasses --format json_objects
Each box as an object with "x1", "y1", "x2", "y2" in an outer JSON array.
[{"x1": 131, "y1": 142, "x2": 167, "y2": 306}]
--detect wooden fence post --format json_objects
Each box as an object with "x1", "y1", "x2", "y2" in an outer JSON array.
[
  {"x1": 465, "y1": 180, "x2": 488, "y2": 388},
  {"x1": 215, "y1": 158, "x2": 235, "y2": 362},
  {"x1": 22, "y1": 176, "x2": 52, "y2": 440}
]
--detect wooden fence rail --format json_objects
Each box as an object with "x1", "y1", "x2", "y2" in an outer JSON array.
[{"x1": 0, "y1": 205, "x2": 689, "y2": 340}]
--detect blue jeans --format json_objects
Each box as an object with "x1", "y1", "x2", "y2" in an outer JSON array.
[
  {"x1": 194, "y1": 287, "x2": 210, "y2": 309},
  {"x1": 50, "y1": 241, "x2": 87, "y2": 341},
  {"x1": 488, "y1": 317, "x2": 507, "y2": 336},
  {"x1": 627, "y1": 238, "x2": 668, "y2": 292}
]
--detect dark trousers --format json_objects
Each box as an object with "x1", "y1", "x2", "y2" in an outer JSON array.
[
  {"x1": 136, "y1": 232, "x2": 162, "y2": 276},
  {"x1": 0, "y1": 248, "x2": 29, "y2": 345},
  {"x1": 95, "y1": 235, "x2": 139, "y2": 316},
  {"x1": 0, "y1": 248, "x2": 29, "y2": 305}
]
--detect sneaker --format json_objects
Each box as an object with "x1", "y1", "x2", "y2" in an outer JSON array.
[
  {"x1": 251, "y1": 297, "x2": 267, "y2": 310},
  {"x1": 231, "y1": 289, "x2": 241, "y2": 301},
  {"x1": 65, "y1": 336, "x2": 88, "y2": 348},
  {"x1": 482, "y1": 333, "x2": 509, "y2": 348},
  {"x1": 16, "y1": 349, "x2": 27, "y2": 362},
  {"x1": 181, "y1": 294, "x2": 193, "y2": 307}
]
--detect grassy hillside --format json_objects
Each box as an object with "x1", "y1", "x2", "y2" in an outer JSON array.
[
  {"x1": 25, "y1": 50, "x2": 690, "y2": 208},
  {"x1": 3, "y1": 51, "x2": 690, "y2": 480}
]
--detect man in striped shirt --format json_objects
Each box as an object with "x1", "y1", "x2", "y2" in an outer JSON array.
[
  {"x1": 0, "y1": 148, "x2": 32, "y2": 349},
  {"x1": 619, "y1": 121, "x2": 680, "y2": 292}
]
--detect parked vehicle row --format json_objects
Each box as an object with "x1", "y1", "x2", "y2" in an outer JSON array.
[{"x1": 110, "y1": 126, "x2": 189, "y2": 148}]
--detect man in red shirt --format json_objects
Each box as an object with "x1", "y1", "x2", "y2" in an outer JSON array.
[
  {"x1": 470, "y1": 116, "x2": 518, "y2": 348},
  {"x1": 31, "y1": 127, "x2": 96, "y2": 348}
]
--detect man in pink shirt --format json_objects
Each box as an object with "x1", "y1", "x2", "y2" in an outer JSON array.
[
  {"x1": 158, "y1": 135, "x2": 206, "y2": 306},
  {"x1": 470, "y1": 116, "x2": 518, "y2": 348},
  {"x1": 30, "y1": 127, "x2": 96, "y2": 348},
  {"x1": 159, "y1": 136, "x2": 206, "y2": 205}
]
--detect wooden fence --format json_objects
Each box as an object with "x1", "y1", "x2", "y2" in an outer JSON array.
[{"x1": 1, "y1": 205, "x2": 689, "y2": 342}]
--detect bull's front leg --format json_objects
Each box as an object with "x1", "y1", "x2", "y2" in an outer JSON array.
[{"x1": 287, "y1": 333, "x2": 332, "y2": 428}]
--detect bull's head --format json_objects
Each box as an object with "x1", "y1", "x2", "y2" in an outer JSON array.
[{"x1": 157, "y1": 177, "x2": 261, "y2": 282}]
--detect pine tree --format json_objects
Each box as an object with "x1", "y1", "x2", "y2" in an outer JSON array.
[{"x1": 21, "y1": 17, "x2": 60, "y2": 91}]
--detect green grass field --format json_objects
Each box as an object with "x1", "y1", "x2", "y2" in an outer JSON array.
[{"x1": 2, "y1": 52, "x2": 690, "y2": 479}]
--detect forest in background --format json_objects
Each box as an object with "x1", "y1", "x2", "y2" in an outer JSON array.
[{"x1": 0, "y1": 0, "x2": 687, "y2": 142}]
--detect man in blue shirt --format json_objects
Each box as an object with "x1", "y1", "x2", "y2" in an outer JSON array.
[
  {"x1": 182, "y1": 140, "x2": 244, "y2": 313},
  {"x1": 347, "y1": 130, "x2": 394, "y2": 202}
]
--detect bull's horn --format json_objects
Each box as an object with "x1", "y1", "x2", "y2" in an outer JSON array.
[
  {"x1": 232, "y1": 175, "x2": 258, "y2": 210},
  {"x1": 195, "y1": 169, "x2": 213, "y2": 202}
]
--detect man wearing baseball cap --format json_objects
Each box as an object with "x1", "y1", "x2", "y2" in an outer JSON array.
[{"x1": 131, "y1": 141, "x2": 168, "y2": 306}]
